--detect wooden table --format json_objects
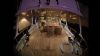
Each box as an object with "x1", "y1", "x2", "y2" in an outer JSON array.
[{"x1": 45, "y1": 22, "x2": 62, "y2": 36}]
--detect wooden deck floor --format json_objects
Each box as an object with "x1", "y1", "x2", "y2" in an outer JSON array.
[{"x1": 20, "y1": 27, "x2": 77, "y2": 56}]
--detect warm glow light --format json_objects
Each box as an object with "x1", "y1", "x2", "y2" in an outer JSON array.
[
  {"x1": 72, "y1": 17, "x2": 77, "y2": 19},
  {"x1": 40, "y1": 17, "x2": 44, "y2": 20},
  {"x1": 42, "y1": 11, "x2": 46, "y2": 14},
  {"x1": 18, "y1": 17, "x2": 30, "y2": 31},
  {"x1": 41, "y1": 11, "x2": 46, "y2": 16},
  {"x1": 21, "y1": 17, "x2": 27, "y2": 22},
  {"x1": 61, "y1": 13, "x2": 66, "y2": 18},
  {"x1": 70, "y1": 15, "x2": 72, "y2": 17},
  {"x1": 21, "y1": 12, "x2": 27, "y2": 15},
  {"x1": 27, "y1": 14, "x2": 29, "y2": 16},
  {"x1": 63, "y1": 14, "x2": 66, "y2": 17}
]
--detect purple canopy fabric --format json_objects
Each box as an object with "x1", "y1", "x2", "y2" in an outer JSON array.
[{"x1": 17, "y1": 0, "x2": 82, "y2": 16}]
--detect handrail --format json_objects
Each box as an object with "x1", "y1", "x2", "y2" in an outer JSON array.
[
  {"x1": 16, "y1": 34, "x2": 27, "y2": 51},
  {"x1": 14, "y1": 25, "x2": 32, "y2": 56},
  {"x1": 68, "y1": 26, "x2": 88, "y2": 46},
  {"x1": 67, "y1": 26, "x2": 88, "y2": 56},
  {"x1": 18, "y1": 25, "x2": 31, "y2": 34},
  {"x1": 15, "y1": 26, "x2": 31, "y2": 42}
]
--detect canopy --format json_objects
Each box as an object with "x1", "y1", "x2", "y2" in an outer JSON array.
[{"x1": 17, "y1": 0, "x2": 82, "y2": 16}]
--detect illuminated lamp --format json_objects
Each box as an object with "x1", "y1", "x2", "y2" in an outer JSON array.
[
  {"x1": 27, "y1": 14, "x2": 29, "y2": 16},
  {"x1": 21, "y1": 12, "x2": 27, "y2": 15},
  {"x1": 72, "y1": 17, "x2": 77, "y2": 19},
  {"x1": 21, "y1": 17, "x2": 27, "y2": 22}
]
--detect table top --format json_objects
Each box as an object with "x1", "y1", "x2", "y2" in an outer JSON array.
[{"x1": 46, "y1": 22, "x2": 60, "y2": 27}]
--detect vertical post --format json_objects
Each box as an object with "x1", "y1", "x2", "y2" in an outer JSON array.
[
  {"x1": 79, "y1": 18, "x2": 82, "y2": 35},
  {"x1": 74, "y1": 0, "x2": 82, "y2": 35},
  {"x1": 39, "y1": 0, "x2": 41, "y2": 6},
  {"x1": 56, "y1": 0, "x2": 59, "y2": 5},
  {"x1": 79, "y1": 18, "x2": 85, "y2": 42},
  {"x1": 79, "y1": 18, "x2": 88, "y2": 48},
  {"x1": 46, "y1": 0, "x2": 50, "y2": 5},
  {"x1": 75, "y1": 0, "x2": 86, "y2": 42},
  {"x1": 78, "y1": 17, "x2": 83, "y2": 39},
  {"x1": 31, "y1": 10, "x2": 33, "y2": 26},
  {"x1": 74, "y1": 0, "x2": 80, "y2": 12},
  {"x1": 65, "y1": 13, "x2": 74, "y2": 38}
]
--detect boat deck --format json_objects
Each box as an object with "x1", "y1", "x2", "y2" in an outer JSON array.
[{"x1": 18, "y1": 26, "x2": 78, "y2": 56}]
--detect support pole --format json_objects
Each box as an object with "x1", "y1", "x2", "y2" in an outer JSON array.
[{"x1": 31, "y1": 10, "x2": 33, "y2": 26}]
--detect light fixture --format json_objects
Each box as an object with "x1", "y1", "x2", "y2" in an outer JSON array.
[
  {"x1": 27, "y1": 14, "x2": 29, "y2": 16},
  {"x1": 72, "y1": 17, "x2": 77, "y2": 19},
  {"x1": 70, "y1": 15, "x2": 72, "y2": 18},
  {"x1": 21, "y1": 17, "x2": 27, "y2": 22},
  {"x1": 21, "y1": 12, "x2": 27, "y2": 15},
  {"x1": 41, "y1": 11, "x2": 46, "y2": 16}
]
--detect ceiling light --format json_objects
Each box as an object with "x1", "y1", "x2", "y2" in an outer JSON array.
[
  {"x1": 72, "y1": 17, "x2": 77, "y2": 19},
  {"x1": 21, "y1": 17, "x2": 27, "y2": 22},
  {"x1": 21, "y1": 12, "x2": 27, "y2": 15}
]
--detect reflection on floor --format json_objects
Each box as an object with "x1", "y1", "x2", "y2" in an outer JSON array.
[{"x1": 19, "y1": 26, "x2": 78, "y2": 56}]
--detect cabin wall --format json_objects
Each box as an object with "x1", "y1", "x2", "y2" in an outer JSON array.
[{"x1": 17, "y1": 15, "x2": 32, "y2": 32}]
